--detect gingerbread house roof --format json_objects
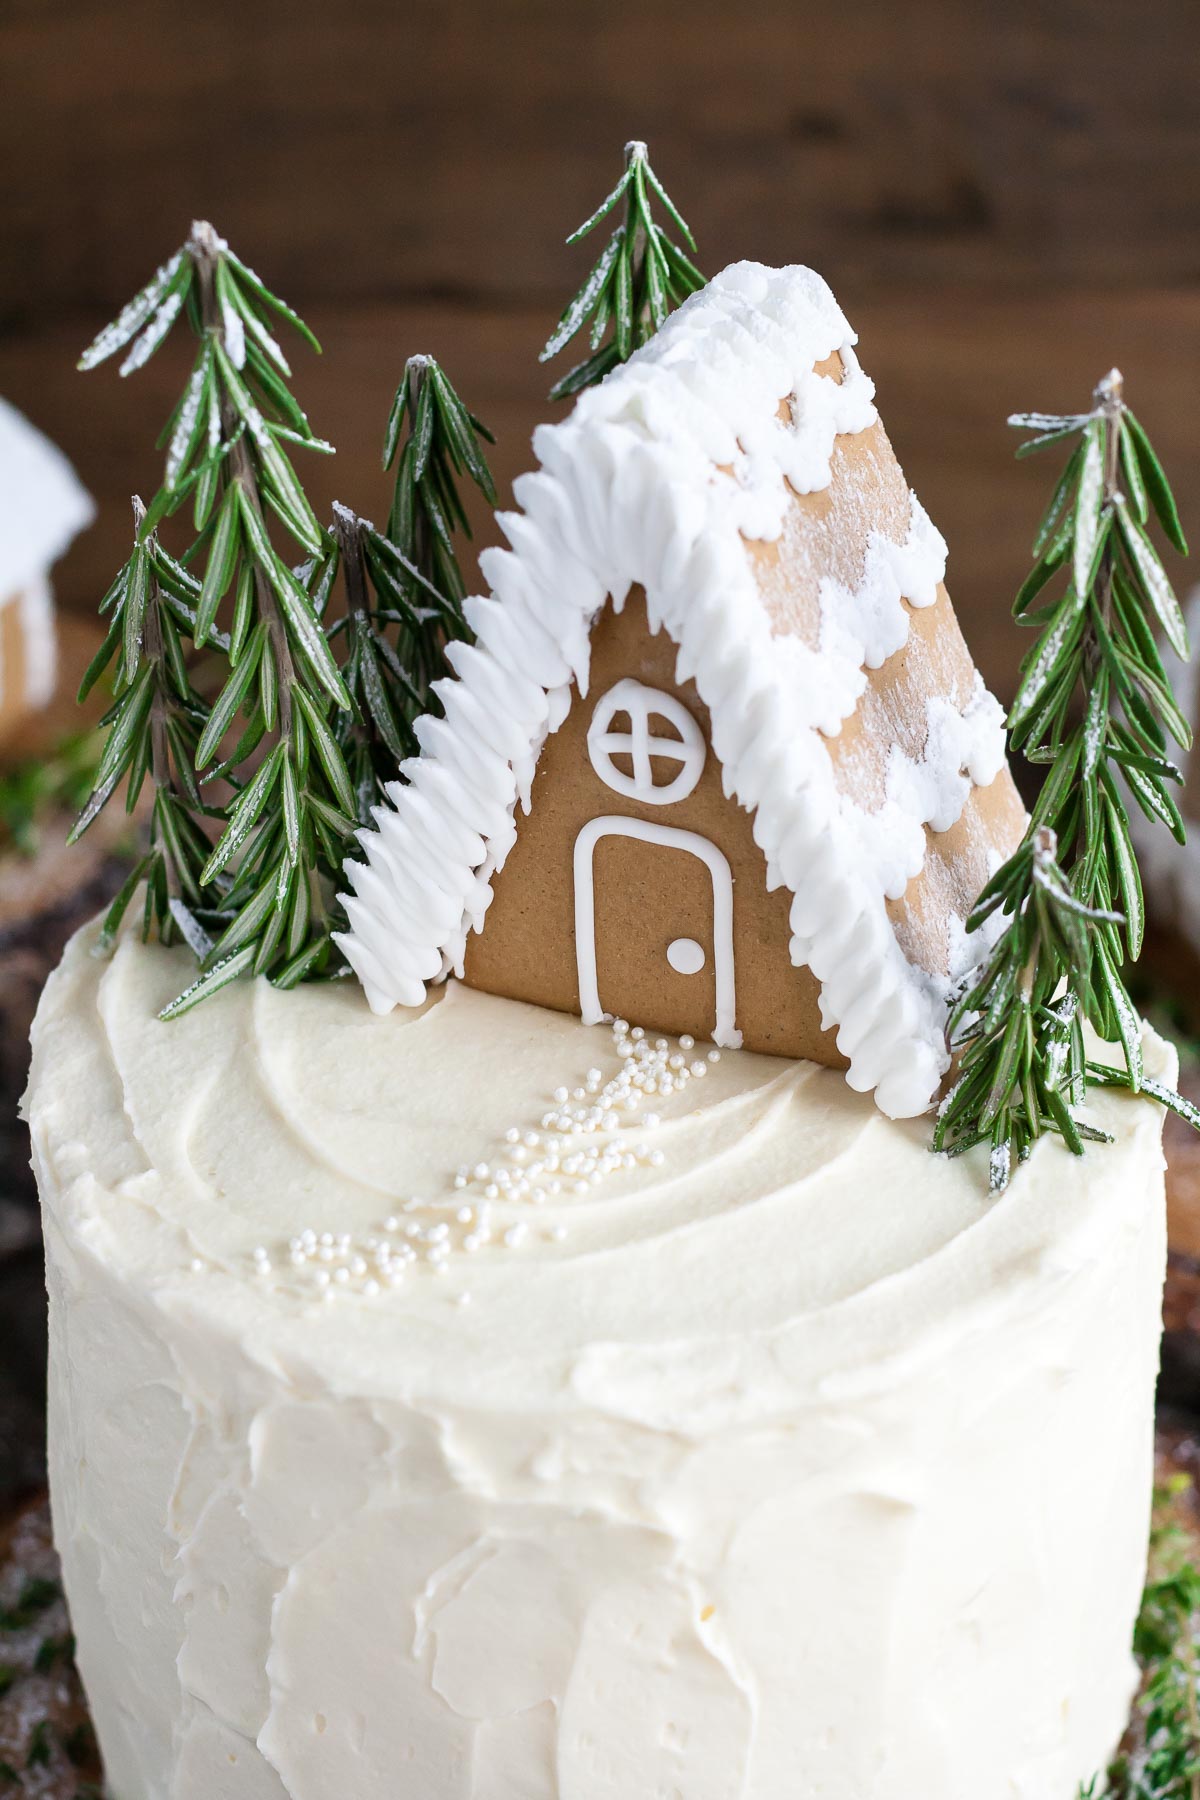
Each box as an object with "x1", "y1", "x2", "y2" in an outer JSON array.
[{"x1": 336, "y1": 262, "x2": 1020, "y2": 1118}]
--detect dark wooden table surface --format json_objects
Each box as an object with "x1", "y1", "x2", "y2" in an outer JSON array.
[{"x1": 3, "y1": 0, "x2": 1199, "y2": 713}]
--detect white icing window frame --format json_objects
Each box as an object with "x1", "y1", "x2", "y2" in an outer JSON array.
[
  {"x1": 573, "y1": 814, "x2": 741, "y2": 1048},
  {"x1": 586, "y1": 678, "x2": 706, "y2": 806}
]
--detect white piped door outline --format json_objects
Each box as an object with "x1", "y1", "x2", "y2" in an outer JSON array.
[{"x1": 573, "y1": 815, "x2": 741, "y2": 1047}]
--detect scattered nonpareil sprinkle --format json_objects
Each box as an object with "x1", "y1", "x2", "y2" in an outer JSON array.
[{"x1": 245, "y1": 1020, "x2": 721, "y2": 1298}]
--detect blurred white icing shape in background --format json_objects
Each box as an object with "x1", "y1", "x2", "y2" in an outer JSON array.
[{"x1": 0, "y1": 398, "x2": 94, "y2": 737}]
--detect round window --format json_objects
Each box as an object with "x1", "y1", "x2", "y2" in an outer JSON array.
[{"x1": 586, "y1": 679, "x2": 706, "y2": 806}]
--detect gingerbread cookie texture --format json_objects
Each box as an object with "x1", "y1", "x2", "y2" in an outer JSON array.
[
  {"x1": 337, "y1": 263, "x2": 1025, "y2": 1117},
  {"x1": 0, "y1": 399, "x2": 93, "y2": 748}
]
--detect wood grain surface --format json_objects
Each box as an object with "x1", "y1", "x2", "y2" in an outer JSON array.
[{"x1": 3, "y1": 0, "x2": 1198, "y2": 326}]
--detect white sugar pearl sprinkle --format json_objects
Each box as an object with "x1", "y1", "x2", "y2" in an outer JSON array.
[{"x1": 268, "y1": 1020, "x2": 719, "y2": 1292}]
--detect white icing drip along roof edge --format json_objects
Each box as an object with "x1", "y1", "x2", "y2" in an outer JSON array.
[{"x1": 336, "y1": 262, "x2": 1010, "y2": 1119}]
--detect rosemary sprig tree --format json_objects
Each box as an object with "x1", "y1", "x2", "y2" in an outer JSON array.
[
  {"x1": 68, "y1": 497, "x2": 219, "y2": 955},
  {"x1": 329, "y1": 354, "x2": 496, "y2": 820},
  {"x1": 383, "y1": 354, "x2": 496, "y2": 617},
  {"x1": 1080, "y1": 1483, "x2": 1200, "y2": 1798},
  {"x1": 76, "y1": 220, "x2": 358, "y2": 1013},
  {"x1": 936, "y1": 370, "x2": 1197, "y2": 1185},
  {"x1": 938, "y1": 828, "x2": 1122, "y2": 1190},
  {"x1": 540, "y1": 140, "x2": 705, "y2": 400}
]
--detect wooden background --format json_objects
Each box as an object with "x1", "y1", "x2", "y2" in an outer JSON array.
[{"x1": 1, "y1": 0, "x2": 1198, "y2": 703}]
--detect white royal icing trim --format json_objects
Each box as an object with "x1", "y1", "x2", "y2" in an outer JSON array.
[
  {"x1": 587, "y1": 679, "x2": 706, "y2": 805},
  {"x1": 336, "y1": 261, "x2": 1009, "y2": 1118},
  {"x1": 667, "y1": 936, "x2": 706, "y2": 975},
  {"x1": 573, "y1": 815, "x2": 740, "y2": 1049}
]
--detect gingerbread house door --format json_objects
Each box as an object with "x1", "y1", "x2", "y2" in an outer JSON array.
[
  {"x1": 572, "y1": 678, "x2": 739, "y2": 1046},
  {"x1": 573, "y1": 815, "x2": 738, "y2": 1044}
]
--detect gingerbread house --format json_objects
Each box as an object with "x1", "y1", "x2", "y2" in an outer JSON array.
[
  {"x1": 0, "y1": 398, "x2": 93, "y2": 747},
  {"x1": 337, "y1": 263, "x2": 1025, "y2": 1118}
]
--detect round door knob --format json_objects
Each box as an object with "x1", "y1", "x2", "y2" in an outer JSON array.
[{"x1": 666, "y1": 937, "x2": 706, "y2": 975}]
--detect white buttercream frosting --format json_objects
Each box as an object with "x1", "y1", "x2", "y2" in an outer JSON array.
[
  {"x1": 29, "y1": 924, "x2": 1169, "y2": 1800},
  {"x1": 337, "y1": 262, "x2": 1009, "y2": 1120}
]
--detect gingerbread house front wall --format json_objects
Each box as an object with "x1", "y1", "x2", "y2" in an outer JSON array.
[
  {"x1": 462, "y1": 591, "x2": 845, "y2": 1061},
  {"x1": 461, "y1": 417, "x2": 1026, "y2": 1066}
]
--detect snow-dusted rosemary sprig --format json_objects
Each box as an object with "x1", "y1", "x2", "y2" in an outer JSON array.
[
  {"x1": 936, "y1": 372, "x2": 1196, "y2": 1185},
  {"x1": 70, "y1": 497, "x2": 220, "y2": 955},
  {"x1": 936, "y1": 827, "x2": 1122, "y2": 1187},
  {"x1": 328, "y1": 354, "x2": 496, "y2": 822},
  {"x1": 540, "y1": 140, "x2": 705, "y2": 400},
  {"x1": 382, "y1": 353, "x2": 496, "y2": 614},
  {"x1": 77, "y1": 222, "x2": 358, "y2": 1013},
  {"x1": 1080, "y1": 1480, "x2": 1200, "y2": 1798}
]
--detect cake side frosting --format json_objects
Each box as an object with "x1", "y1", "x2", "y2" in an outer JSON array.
[{"x1": 27, "y1": 924, "x2": 1170, "y2": 1800}]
